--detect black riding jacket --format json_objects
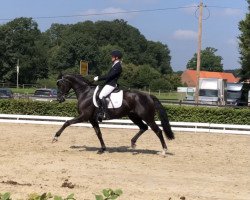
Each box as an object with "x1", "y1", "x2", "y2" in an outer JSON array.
[{"x1": 98, "y1": 61, "x2": 122, "y2": 87}]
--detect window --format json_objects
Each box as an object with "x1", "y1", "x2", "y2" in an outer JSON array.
[{"x1": 199, "y1": 89, "x2": 218, "y2": 97}]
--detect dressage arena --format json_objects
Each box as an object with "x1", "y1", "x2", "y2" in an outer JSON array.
[{"x1": 0, "y1": 123, "x2": 249, "y2": 200}]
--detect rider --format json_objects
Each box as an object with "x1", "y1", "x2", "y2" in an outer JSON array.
[{"x1": 94, "y1": 50, "x2": 123, "y2": 121}]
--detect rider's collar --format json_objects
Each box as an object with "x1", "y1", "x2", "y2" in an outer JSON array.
[{"x1": 112, "y1": 60, "x2": 120, "y2": 67}]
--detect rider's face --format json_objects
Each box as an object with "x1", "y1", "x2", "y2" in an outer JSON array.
[{"x1": 111, "y1": 56, "x2": 116, "y2": 62}]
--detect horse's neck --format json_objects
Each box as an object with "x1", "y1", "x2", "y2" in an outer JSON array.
[
  {"x1": 65, "y1": 76, "x2": 94, "y2": 99},
  {"x1": 71, "y1": 81, "x2": 94, "y2": 100},
  {"x1": 71, "y1": 84, "x2": 86, "y2": 97}
]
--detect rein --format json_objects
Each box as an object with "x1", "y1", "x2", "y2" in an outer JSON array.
[
  {"x1": 64, "y1": 90, "x2": 75, "y2": 98},
  {"x1": 57, "y1": 76, "x2": 93, "y2": 100}
]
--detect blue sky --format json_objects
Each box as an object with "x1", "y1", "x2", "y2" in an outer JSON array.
[{"x1": 0, "y1": 0, "x2": 248, "y2": 71}]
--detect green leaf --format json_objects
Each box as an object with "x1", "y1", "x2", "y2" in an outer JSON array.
[
  {"x1": 102, "y1": 189, "x2": 110, "y2": 197},
  {"x1": 54, "y1": 196, "x2": 63, "y2": 200},
  {"x1": 2, "y1": 192, "x2": 11, "y2": 200},
  {"x1": 66, "y1": 193, "x2": 75, "y2": 200},
  {"x1": 110, "y1": 194, "x2": 119, "y2": 199},
  {"x1": 47, "y1": 192, "x2": 53, "y2": 198},
  {"x1": 114, "y1": 189, "x2": 123, "y2": 196},
  {"x1": 40, "y1": 193, "x2": 48, "y2": 200},
  {"x1": 95, "y1": 195, "x2": 104, "y2": 200}
]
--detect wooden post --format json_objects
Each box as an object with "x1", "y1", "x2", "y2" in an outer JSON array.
[{"x1": 195, "y1": 1, "x2": 203, "y2": 104}]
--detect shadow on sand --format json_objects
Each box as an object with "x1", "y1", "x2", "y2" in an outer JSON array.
[{"x1": 70, "y1": 145, "x2": 174, "y2": 156}]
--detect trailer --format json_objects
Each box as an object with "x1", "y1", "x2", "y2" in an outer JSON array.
[
  {"x1": 228, "y1": 82, "x2": 250, "y2": 106},
  {"x1": 227, "y1": 83, "x2": 243, "y2": 106},
  {"x1": 177, "y1": 87, "x2": 196, "y2": 101},
  {"x1": 198, "y1": 78, "x2": 227, "y2": 105}
]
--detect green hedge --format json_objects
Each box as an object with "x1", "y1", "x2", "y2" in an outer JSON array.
[
  {"x1": 0, "y1": 99, "x2": 78, "y2": 117},
  {"x1": 0, "y1": 99, "x2": 249, "y2": 125},
  {"x1": 166, "y1": 105, "x2": 250, "y2": 125}
]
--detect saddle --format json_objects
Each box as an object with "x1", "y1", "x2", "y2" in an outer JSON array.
[{"x1": 93, "y1": 86, "x2": 123, "y2": 109}]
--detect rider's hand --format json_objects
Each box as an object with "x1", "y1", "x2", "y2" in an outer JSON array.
[{"x1": 94, "y1": 76, "x2": 99, "y2": 81}]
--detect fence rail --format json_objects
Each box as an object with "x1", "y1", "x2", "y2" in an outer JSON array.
[{"x1": 0, "y1": 114, "x2": 249, "y2": 135}]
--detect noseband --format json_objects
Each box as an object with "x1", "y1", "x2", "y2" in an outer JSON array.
[{"x1": 57, "y1": 78, "x2": 74, "y2": 98}]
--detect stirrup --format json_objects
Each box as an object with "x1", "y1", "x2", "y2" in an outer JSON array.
[
  {"x1": 96, "y1": 111, "x2": 103, "y2": 122},
  {"x1": 97, "y1": 111, "x2": 109, "y2": 121},
  {"x1": 102, "y1": 112, "x2": 110, "y2": 120}
]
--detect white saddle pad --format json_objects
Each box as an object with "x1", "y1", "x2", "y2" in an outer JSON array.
[{"x1": 93, "y1": 86, "x2": 123, "y2": 108}]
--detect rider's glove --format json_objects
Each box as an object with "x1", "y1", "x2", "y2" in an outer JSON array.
[{"x1": 94, "y1": 76, "x2": 99, "y2": 81}]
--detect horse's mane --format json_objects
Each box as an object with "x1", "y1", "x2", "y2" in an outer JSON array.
[{"x1": 66, "y1": 74, "x2": 96, "y2": 86}]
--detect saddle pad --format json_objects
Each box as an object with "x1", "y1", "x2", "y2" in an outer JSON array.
[{"x1": 93, "y1": 86, "x2": 123, "y2": 108}]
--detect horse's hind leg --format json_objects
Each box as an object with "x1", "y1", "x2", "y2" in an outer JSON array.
[
  {"x1": 128, "y1": 113, "x2": 148, "y2": 149},
  {"x1": 89, "y1": 119, "x2": 106, "y2": 153},
  {"x1": 147, "y1": 120, "x2": 168, "y2": 155}
]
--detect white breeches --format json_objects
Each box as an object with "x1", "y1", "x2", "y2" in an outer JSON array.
[{"x1": 99, "y1": 85, "x2": 115, "y2": 99}]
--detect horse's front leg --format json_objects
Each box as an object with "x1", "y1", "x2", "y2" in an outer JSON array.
[
  {"x1": 89, "y1": 119, "x2": 106, "y2": 153},
  {"x1": 52, "y1": 115, "x2": 84, "y2": 143}
]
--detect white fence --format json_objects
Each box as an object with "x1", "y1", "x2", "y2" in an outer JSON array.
[{"x1": 0, "y1": 114, "x2": 249, "y2": 135}]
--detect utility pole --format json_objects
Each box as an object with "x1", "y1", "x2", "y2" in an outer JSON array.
[
  {"x1": 16, "y1": 59, "x2": 19, "y2": 89},
  {"x1": 195, "y1": 1, "x2": 203, "y2": 104}
]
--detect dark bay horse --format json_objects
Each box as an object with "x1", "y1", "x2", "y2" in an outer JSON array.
[{"x1": 53, "y1": 74, "x2": 174, "y2": 155}]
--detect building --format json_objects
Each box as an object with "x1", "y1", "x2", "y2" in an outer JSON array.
[{"x1": 181, "y1": 69, "x2": 239, "y2": 87}]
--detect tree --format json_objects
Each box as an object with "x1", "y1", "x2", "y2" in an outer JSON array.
[
  {"x1": 119, "y1": 64, "x2": 162, "y2": 89},
  {"x1": 144, "y1": 41, "x2": 172, "y2": 74},
  {"x1": 238, "y1": 0, "x2": 250, "y2": 81},
  {"x1": 46, "y1": 21, "x2": 105, "y2": 74},
  {"x1": 119, "y1": 63, "x2": 139, "y2": 88},
  {"x1": 133, "y1": 65, "x2": 161, "y2": 89},
  {"x1": 150, "y1": 78, "x2": 172, "y2": 92},
  {"x1": 95, "y1": 19, "x2": 148, "y2": 66},
  {"x1": 0, "y1": 18, "x2": 173, "y2": 84},
  {"x1": 186, "y1": 47, "x2": 223, "y2": 72},
  {"x1": 0, "y1": 17, "x2": 48, "y2": 83},
  {"x1": 45, "y1": 23, "x2": 71, "y2": 47},
  {"x1": 45, "y1": 19, "x2": 173, "y2": 76},
  {"x1": 164, "y1": 74, "x2": 182, "y2": 91}
]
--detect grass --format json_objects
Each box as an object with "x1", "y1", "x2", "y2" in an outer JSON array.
[
  {"x1": 11, "y1": 87, "x2": 37, "y2": 95},
  {"x1": 142, "y1": 91, "x2": 184, "y2": 100}
]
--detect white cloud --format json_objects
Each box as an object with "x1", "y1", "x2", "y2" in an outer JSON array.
[
  {"x1": 172, "y1": 29, "x2": 198, "y2": 40},
  {"x1": 182, "y1": 3, "x2": 198, "y2": 15},
  {"x1": 111, "y1": 0, "x2": 159, "y2": 4},
  {"x1": 221, "y1": 8, "x2": 243, "y2": 16},
  {"x1": 79, "y1": 7, "x2": 133, "y2": 20},
  {"x1": 226, "y1": 38, "x2": 239, "y2": 46}
]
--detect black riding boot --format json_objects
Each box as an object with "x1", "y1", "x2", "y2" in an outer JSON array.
[{"x1": 97, "y1": 98, "x2": 109, "y2": 121}]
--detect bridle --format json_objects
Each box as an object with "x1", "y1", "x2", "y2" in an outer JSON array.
[
  {"x1": 56, "y1": 78, "x2": 74, "y2": 101},
  {"x1": 57, "y1": 76, "x2": 93, "y2": 102}
]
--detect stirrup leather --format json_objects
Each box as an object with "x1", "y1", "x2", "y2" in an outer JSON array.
[{"x1": 97, "y1": 98, "x2": 110, "y2": 121}]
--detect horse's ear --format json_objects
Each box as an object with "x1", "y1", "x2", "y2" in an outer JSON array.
[{"x1": 57, "y1": 72, "x2": 63, "y2": 80}]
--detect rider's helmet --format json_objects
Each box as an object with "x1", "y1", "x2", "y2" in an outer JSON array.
[{"x1": 111, "y1": 50, "x2": 122, "y2": 59}]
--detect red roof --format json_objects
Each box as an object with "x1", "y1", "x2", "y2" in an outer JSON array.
[{"x1": 181, "y1": 69, "x2": 238, "y2": 87}]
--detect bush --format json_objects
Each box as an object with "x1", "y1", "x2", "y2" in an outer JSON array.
[
  {"x1": 0, "y1": 99, "x2": 249, "y2": 125},
  {"x1": 165, "y1": 105, "x2": 250, "y2": 125},
  {"x1": 0, "y1": 99, "x2": 78, "y2": 117}
]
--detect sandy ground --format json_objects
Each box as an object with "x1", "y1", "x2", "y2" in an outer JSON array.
[{"x1": 0, "y1": 123, "x2": 249, "y2": 200}]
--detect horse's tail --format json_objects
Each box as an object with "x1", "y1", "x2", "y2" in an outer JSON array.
[{"x1": 151, "y1": 95, "x2": 175, "y2": 140}]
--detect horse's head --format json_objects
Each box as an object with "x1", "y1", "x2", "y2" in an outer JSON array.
[{"x1": 56, "y1": 74, "x2": 72, "y2": 103}]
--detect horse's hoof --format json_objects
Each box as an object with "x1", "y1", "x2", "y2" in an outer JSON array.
[
  {"x1": 131, "y1": 143, "x2": 136, "y2": 149},
  {"x1": 52, "y1": 137, "x2": 58, "y2": 143},
  {"x1": 157, "y1": 148, "x2": 167, "y2": 157},
  {"x1": 97, "y1": 149, "x2": 106, "y2": 154}
]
